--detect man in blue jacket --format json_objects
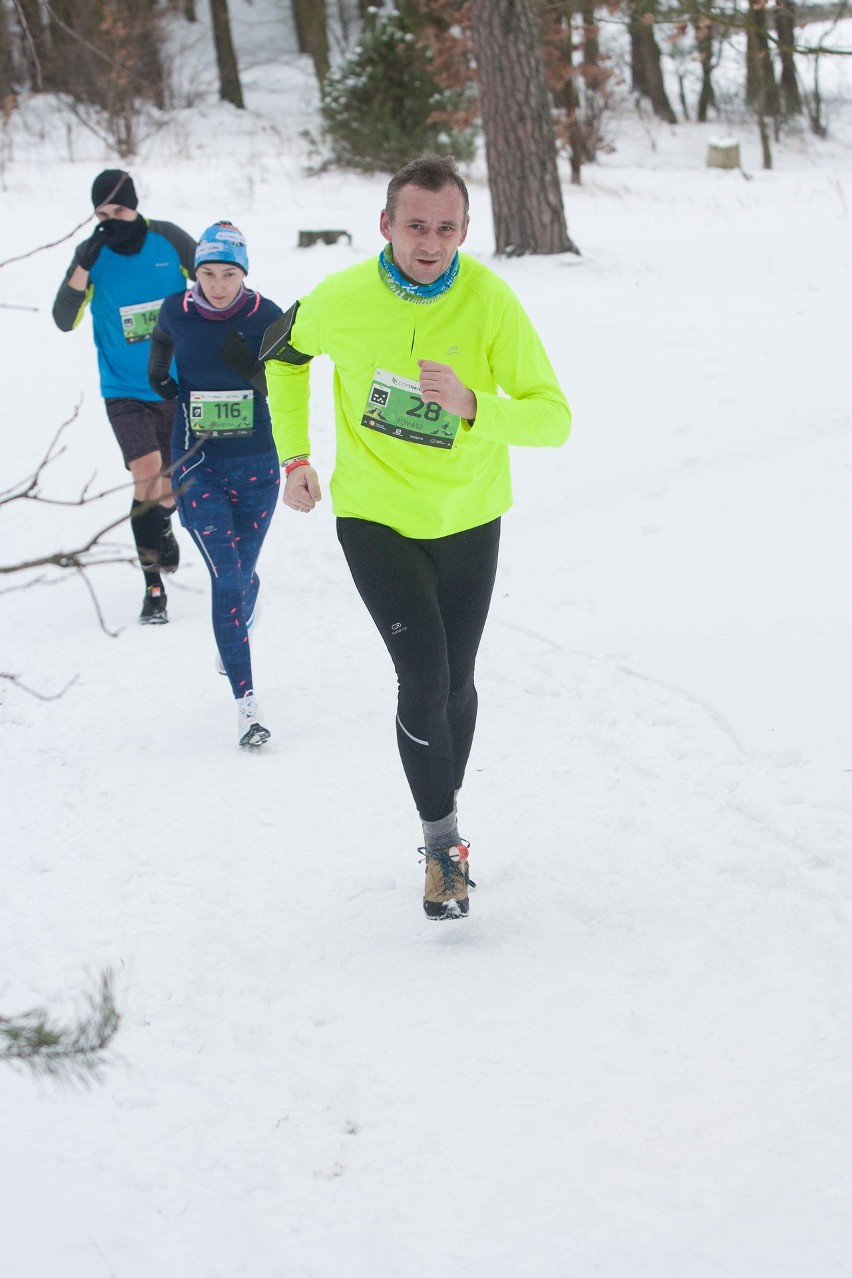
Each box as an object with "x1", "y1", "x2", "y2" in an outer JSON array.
[{"x1": 52, "y1": 170, "x2": 196, "y2": 623}]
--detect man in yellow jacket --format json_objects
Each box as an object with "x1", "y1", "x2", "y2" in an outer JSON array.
[{"x1": 264, "y1": 154, "x2": 570, "y2": 920}]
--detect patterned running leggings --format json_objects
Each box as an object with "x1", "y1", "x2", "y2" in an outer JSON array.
[{"x1": 176, "y1": 449, "x2": 280, "y2": 698}]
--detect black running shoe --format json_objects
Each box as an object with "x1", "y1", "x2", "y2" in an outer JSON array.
[
  {"x1": 140, "y1": 585, "x2": 168, "y2": 625},
  {"x1": 158, "y1": 516, "x2": 180, "y2": 574}
]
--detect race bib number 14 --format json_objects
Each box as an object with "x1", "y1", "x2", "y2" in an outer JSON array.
[
  {"x1": 361, "y1": 369, "x2": 460, "y2": 449},
  {"x1": 119, "y1": 299, "x2": 163, "y2": 343}
]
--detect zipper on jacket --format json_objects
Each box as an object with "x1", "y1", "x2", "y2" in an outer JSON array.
[{"x1": 410, "y1": 327, "x2": 416, "y2": 356}]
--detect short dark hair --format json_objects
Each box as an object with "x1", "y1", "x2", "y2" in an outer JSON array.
[{"x1": 385, "y1": 155, "x2": 469, "y2": 224}]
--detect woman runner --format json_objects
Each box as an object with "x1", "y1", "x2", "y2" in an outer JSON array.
[{"x1": 149, "y1": 221, "x2": 283, "y2": 747}]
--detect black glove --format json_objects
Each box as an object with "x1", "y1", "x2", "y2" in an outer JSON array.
[
  {"x1": 152, "y1": 374, "x2": 178, "y2": 401},
  {"x1": 220, "y1": 331, "x2": 261, "y2": 379},
  {"x1": 219, "y1": 331, "x2": 268, "y2": 395},
  {"x1": 76, "y1": 224, "x2": 109, "y2": 272}
]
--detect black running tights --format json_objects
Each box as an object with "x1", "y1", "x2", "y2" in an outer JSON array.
[{"x1": 337, "y1": 516, "x2": 501, "y2": 822}]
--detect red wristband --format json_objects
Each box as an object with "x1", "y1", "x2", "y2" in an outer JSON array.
[{"x1": 284, "y1": 457, "x2": 311, "y2": 476}]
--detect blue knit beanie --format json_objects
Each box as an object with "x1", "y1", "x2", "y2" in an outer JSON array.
[{"x1": 195, "y1": 221, "x2": 249, "y2": 273}]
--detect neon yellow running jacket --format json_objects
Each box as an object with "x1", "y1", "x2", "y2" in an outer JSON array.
[{"x1": 266, "y1": 252, "x2": 571, "y2": 539}]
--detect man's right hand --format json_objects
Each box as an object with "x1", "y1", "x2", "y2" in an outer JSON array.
[
  {"x1": 75, "y1": 225, "x2": 108, "y2": 272},
  {"x1": 283, "y1": 465, "x2": 322, "y2": 513}
]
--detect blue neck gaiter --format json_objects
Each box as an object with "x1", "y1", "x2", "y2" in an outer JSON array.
[{"x1": 378, "y1": 246, "x2": 459, "y2": 305}]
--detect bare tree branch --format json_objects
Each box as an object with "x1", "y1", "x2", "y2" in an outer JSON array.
[
  {"x1": 0, "y1": 969, "x2": 120, "y2": 1089},
  {"x1": 0, "y1": 401, "x2": 82, "y2": 504},
  {"x1": 0, "y1": 171, "x2": 132, "y2": 271},
  {"x1": 0, "y1": 670, "x2": 79, "y2": 699},
  {"x1": 74, "y1": 562, "x2": 122, "y2": 637},
  {"x1": 0, "y1": 507, "x2": 143, "y2": 576},
  {"x1": 0, "y1": 212, "x2": 95, "y2": 270},
  {"x1": 1, "y1": 404, "x2": 203, "y2": 582}
]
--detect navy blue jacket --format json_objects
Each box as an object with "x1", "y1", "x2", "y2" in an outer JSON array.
[{"x1": 153, "y1": 289, "x2": 284, "y2": 461}]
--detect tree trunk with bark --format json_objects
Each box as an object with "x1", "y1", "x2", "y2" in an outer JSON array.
[
  {"x1": 579, "y1": 7, "x2": 608, "y2": 159},
  {"x1": 775, "y1": 0, "x2": 802, "y2": 115},
  {"x1": 470, "y1": 0, "x2": 578, "y2": 256},
  {"x1": 694, "y1": 16, "x2": 715, "y2": 122},
  {"x1": 291, "y1": 0, "x2": 330, "y2": 85},
  {"x1": 12, "y1": 0, "x2": 48, "y2": 90},
  {"x1": 745, "y1": 1, "x2": 774, "y2": 166},
  {"x1": 629, "y1": 1, "x2": 677, "y2": 123},
  {"x1": 0, "y1": 3, "x2": 14, "y2": 102},
  {"x1": 745, "y1": 0, "x2": 779, "y2": 117},
  {"x1": 210, "y1": 0, "x2": 243, "y2": 108}
]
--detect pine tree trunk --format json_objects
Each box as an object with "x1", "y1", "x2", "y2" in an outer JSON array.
[
  {"x1": 470, "y1": 0, "x2": 577, "y2": 256},
  {"x1": 291, "y1": 0, "x2": 329, "y2": 85},
  {"x1": 628, "y1": 1, "x2": 677, "y2": 123},
  {"x1": 775, "y1": 1, "x2": 802, "y2": 116},
  {"x1": 210, "y1": 0, "x2": 243, "y2": 108}
]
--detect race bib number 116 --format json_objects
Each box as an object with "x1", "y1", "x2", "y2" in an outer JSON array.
[{"x1": 361, "y1": 369, "x2": 460, "y2": 449}]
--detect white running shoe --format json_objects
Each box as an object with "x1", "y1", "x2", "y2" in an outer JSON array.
[
  {"x1": 237, "y1": 692, "x2": 270, "y2": 748},
  {"x1": 216, "y1": 602, "x2": 258, "y2": 675}
]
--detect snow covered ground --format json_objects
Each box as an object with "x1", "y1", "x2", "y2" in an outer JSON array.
[{"x1": 1, "y1": 19, "x2": 850, "y2": 1277}]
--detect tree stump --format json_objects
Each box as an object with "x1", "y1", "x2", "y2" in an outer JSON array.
[
  {"x1": 297, "y1": 229, "x2": 352, "y2": 248},
  {"x1": 707, "y1": 139, "x2": 741, "y2": 170}
]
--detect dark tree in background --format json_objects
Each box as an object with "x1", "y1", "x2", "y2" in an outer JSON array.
[
  {"x1": 628, "y1": 0, "x2": 677, "y2": 122},
  {"x1": 745, "y1": 0, "x2": 780, "y2": 118},
  {"x1": 291, "y1": 0, "x2": 329, "y2": 85},
  {"x1": 320, "y1": 6, "x2": 475, "y2": 173},
  {"x1": 10, "y1": 0, "x2": 48, "y2": 90},
  {"x1": 210, "y1": 0, "x2": 243, "y2": 108},
  {"x1": 470, "y1": 0, "x2": 577, "y2": 255},
  {"x1": 694, "y1": 14, "x2": 716, "y2": 123},
  {"x1": 0, "y1": 2, "x2": 13, "y2": 101},
  {"x1": 775, "y1": 0, "x2": 802, "y2": 116}
]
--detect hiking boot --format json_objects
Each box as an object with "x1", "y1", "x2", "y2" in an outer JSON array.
[
  {"x1": 238, "y1": 693, "x2": 270, "y2": 748},
  {"x1": 139, "y1": 585, "x2": 168, "y2": 625},
  {"x1": 158, "y1": 516, "x2": 180, "y2": 574},
  {"x1": 422, "y1": 842, "x2": 470, "y2": 920}
]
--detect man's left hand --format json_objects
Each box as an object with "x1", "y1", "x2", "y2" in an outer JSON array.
[{"x1": 417, "y1": 360, "x2": 476, "y2": 421}]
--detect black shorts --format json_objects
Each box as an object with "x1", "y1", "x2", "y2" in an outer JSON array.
[{"x1": 105, "y1": 397, "x2": 176, "y2": 468}]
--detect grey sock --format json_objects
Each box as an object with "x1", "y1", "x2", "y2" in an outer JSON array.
[{"x1": 422, "y1": 809, "x2": 460, "y2": 853}]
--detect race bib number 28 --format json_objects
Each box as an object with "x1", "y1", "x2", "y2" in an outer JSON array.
[{"x1": 361, "y1": 369, "x2": 460, "y2": 449}]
